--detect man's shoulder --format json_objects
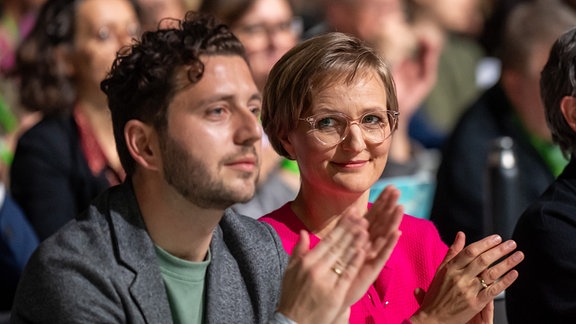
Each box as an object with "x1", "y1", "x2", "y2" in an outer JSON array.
[
  {"x1": 11, "y1": 183, "x2": 158, "y2": 322},
  {"x1": 202, "y1": 209, "x2": 287, "y2": 323},
  {"x1": 11, "y1": 205, "x2": 116, "y2": 318},
  {"x1": 26, "y1": 189, "x2": 121, "y2": 269},
  {"x1": 21, "y1": 183, "x2": 143, "y2": 278},
  {"x1": 216, "y1": 209, "x2": 288, "y2": 271},
  {"x1": 516, "y1": 177, "x2": 576, "y2": 233},
  {"x1": 219, "y1": 209, "x2": 285, "y2": 248}
]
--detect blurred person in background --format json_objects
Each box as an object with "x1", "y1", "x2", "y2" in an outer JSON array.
[
  {"x1": 430, "y1": 0, "x2": 575, "y2": 244},
  {"x1": 9, "y1": 0, "x2": 141, "y2": 241},
  {"x1": 305, "y1": 0, "x2": 405, "y2": 42},
  {"x1": 479, "y1": 0, "x2": 532, "y2": 58},
  {"x1": 0, "y1": 0, "x2": 46, "y2": 182},
  {"x1": 367, "y1": 0, "x2": 443, "y2": 219},
  {"x1": 0, "y1": 0, "x2": 44, "y2": 316},
  {"x1": 0, "y1": 181, "x2": 38, "y2": 315},
  {"x1": 407, "y1": 0, "x2": 488, "y2": 149},
  {"x1": 200, "y1": 0, "x2": 302, "y2": 218},
  {"x1": 290, "y1": 0, "x2": 323, "y2": 33},
  {"x1": 0, "y1": 0, "x2": 45, "y2": 72},
  {"x1": 135, "y1": 0, "x2": 186, "y2": 32}
]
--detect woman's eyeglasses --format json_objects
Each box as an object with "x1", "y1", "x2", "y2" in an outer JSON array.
[{"x1": 299, "y1": 110, "x2": 399, "y2": 146}]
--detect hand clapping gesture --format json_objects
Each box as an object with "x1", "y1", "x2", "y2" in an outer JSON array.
[
  {"x1": 277, "y1": 186, "x2": 403, "y2": 323},
  {"x1": 411, "y1": 231, "x2": 524, "y2": 324}
]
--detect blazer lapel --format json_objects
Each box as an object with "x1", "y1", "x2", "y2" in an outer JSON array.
[{"x1": 108, "y1": 182, "x2": 173, "y2": 324}]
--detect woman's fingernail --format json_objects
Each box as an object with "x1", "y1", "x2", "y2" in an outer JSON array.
[
  {"x1": 505, "y1": 240, "x2": 517, "y2": 249},
  {"x1": 512, "y1": 251, "x2": 523, "y2": 261}
]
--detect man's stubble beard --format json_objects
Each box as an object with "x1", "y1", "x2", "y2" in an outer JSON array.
[{"x1": 160, "y1": 132, "x2": 259, "y2": 210}]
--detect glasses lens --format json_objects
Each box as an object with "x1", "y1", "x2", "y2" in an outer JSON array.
[
  {"x1": 312, "y1": 114, "x2": 347, "y2": 145},
  {"x1": 360, "y1": 112, "x2": 389, "y2": 143},
  {"x1": 362, "y1": 126, "x2": 386, "y2": 143}
]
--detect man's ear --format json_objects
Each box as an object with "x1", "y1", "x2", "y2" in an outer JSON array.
[
  {"x1": 124, "y1": 120, "x2": 161, "y2": 171},
  {"x1": 560, "y1": 95, "x2": 576, "y2": 133}
]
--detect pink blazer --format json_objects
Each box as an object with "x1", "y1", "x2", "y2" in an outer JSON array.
[{"x1": 260, "y1": 202, "x2": 448, "y2": 324}]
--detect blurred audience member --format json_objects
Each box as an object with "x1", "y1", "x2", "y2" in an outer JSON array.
[
  {"x1": 0, "y1": 0, "x2": 45, "y2": 183},
  {"x1": 367, "y1": 0, "x2": 443, "y2": 219},
  {"x1": 0, "y1": 181, "x2": 38, "y2": 313},
  {"x1": 200, "y1": 0, "x2": 301, "y2": 218},
  {"x1": 479, "y1": 0, "x2": 531, "y2": 58},
  {"x1": 506, "y1": 24, "x2": 576, "y2": 323},
  {"x1": 200, "y1": 0, "x2": 301, "y2": 90},
  {"x1": 136, "y1": 0, "x2": 186, "y2": 32},
  {"x1": 409, "y1": 0, "x2": 488, "y2": 148},
  {"x1": 9, "y1": 0, "x2": 140, "y2": 241},
  {"x1": 430, "y1": 0, "x2": 575, "y2": 243},
  {"x1": 305, "y1": 0, "x2": 405, "y2": 42},
  {"x1": 0, "y1": 0, "x2": 45, "y2": 72},
  {"x1": 291, "y1": 0, "x2": 323, "y2": 32}
]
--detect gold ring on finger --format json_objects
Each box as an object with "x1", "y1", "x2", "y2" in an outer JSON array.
[
  {"x1": 479, "y1": 277, "x2": 490, "y2": 289},
  {"x1": 331, "y1": 265, "x2": 344, "y2": 276}
]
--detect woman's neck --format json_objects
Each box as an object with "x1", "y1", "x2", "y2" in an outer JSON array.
[{"x1": 291, "y1": 185, "x2": 370, "y2": 238}]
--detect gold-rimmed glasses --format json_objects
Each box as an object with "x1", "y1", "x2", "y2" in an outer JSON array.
[{"x1": 299, "y1": 110, "x2": 399, "y2": 146}]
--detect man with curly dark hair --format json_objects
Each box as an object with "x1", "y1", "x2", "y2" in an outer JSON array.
[{"x1": 10, "y1": 12, "x2": 402, "y2": 323}]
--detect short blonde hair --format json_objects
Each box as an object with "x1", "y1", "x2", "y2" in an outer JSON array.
[{"x1": 262, "y1": 32, "x2": 398, "y2": 158}]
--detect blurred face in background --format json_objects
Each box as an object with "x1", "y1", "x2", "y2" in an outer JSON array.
[
  {"x1": 327, "y1": 0, "x2": 405, "y2": 41},
  {"x1": 137, "y1": 0, "x2": 186, "y2": 31},
  {"x1": 232, "y1": 0, "x2": 300, "y2": 90},
  {"x1": 71, "y1": 0, "x2": 140, "y2": 102},
  {"x1": 505, "y1": 40, "x2": 555, "y2": 141},
  {"x1": 23, "y1": 0, "x2": 48, "y2": 11},
  {"x1": 418, "y1": 0, "x2": 484, "y2": 35}
]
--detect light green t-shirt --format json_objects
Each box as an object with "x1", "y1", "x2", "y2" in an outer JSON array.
[{"x1": 154, "y1": 245, "x2": 211, "y2": 324}]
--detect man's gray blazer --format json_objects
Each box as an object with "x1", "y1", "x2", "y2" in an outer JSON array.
[{"x1": 11, "y1": 181, "x2": 288, "y2": 323}]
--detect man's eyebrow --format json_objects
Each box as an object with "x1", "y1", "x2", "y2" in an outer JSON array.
[
  {"x1": 194, "y1": 95, "x2": 232, "y2": 107},
  {"x1": 195, "y1": 93, "x2": 262, "y2": 106},
  {"x1": 250, "y1": 93, "x2": 263, "y2": 102}
]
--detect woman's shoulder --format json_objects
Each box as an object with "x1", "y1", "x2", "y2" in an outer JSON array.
[{"x1": 259, "y1": 202, "x2": 296, "y2": 227}]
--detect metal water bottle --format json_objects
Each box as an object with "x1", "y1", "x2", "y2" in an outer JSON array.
[{"x1": 484, "y1": 136, "x2": 520, "y2": 240}]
